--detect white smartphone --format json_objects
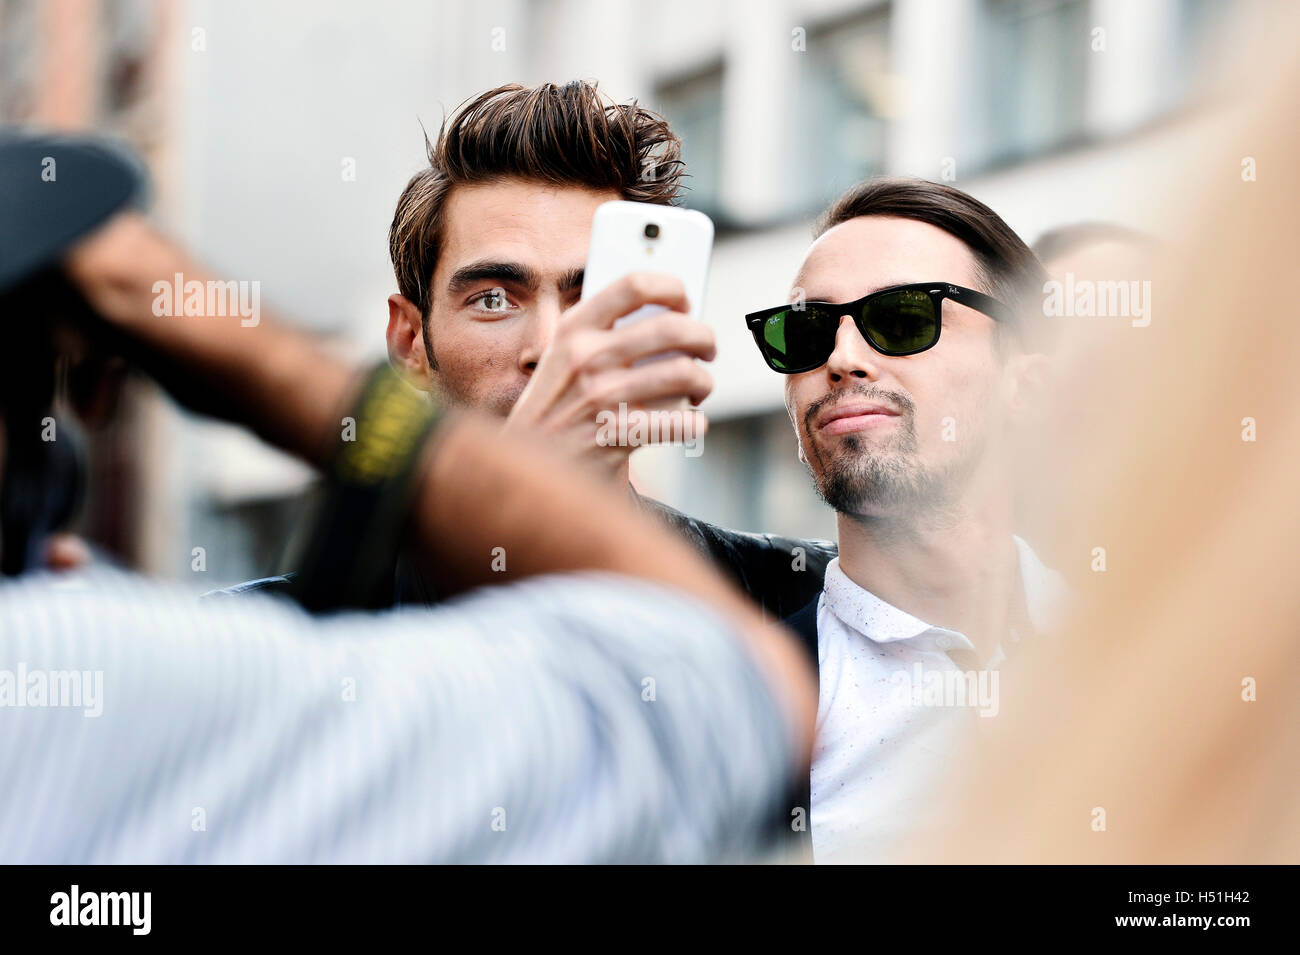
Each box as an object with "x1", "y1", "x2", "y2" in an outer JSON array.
[{"x1": 582, "y1": 200, "x2": 714, "y2": 341}]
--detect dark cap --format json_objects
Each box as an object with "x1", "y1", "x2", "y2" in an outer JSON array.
[{"x1": 0, "y1": 130, "x2": 146, "y2": 294}]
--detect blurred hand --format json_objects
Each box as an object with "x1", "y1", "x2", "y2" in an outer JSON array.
[
  {"x1": 42, "y1": 534, "x2": 91, "y2": 572},
  {"x1": 62, "y1": 212, "x2": 181, "y2": 329},
  {"x1": 503, "y1": 272, "x2": 714, "y2": 480}
]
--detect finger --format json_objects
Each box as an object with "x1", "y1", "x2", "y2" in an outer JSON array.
[
  {"x1": 43, "y1": 534, "x2": 92, "y2": 571},
  {"x1": 589, "y1": 355, "x2": 714, "y2": 408},
  {"x1": 568, "y1": 272, "x2": 691, "y2": 331},
  {"x1": 593, "y1": 311, "x2": 717, "y2": 368}
]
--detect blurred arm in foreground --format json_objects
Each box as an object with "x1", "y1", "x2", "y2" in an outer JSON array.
[{"x1": 0, "y1": 205, "x2": 815, "y2": 862}]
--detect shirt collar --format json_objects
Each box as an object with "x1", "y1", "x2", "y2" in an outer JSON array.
[
  {"x1": 822, "y1": 557, "x2": 935, "y2": 645},
  {"x1": 821, "y1": 536, "x2": 1066, "y2": 656}
]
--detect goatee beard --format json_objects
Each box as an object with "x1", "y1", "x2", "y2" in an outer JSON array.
[
  {"x1": 802, "y1": 386, "x2": 918, "y2": 513},
  {"x1": 815, "y1": 428, "x2": 936, "y2": 516}
]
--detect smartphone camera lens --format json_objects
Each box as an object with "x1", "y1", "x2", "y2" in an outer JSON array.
[{"x1": 644, "y1": 223, "x2": 660, "y2": 239}]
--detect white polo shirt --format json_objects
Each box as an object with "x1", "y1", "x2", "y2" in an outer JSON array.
[{"x1": 809, "y1": 537, "x2": 1066, "y2": 863}]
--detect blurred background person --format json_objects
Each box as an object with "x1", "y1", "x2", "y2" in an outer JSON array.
[
  {"x1": 1019, "y1": 221, "x2": 1159, "y2": 564},
  {"x1": 1033, "y1": 221, "x2": 1155, "y2": 281},
  {"x1": 896, "y1": 0, "x2": 1299, "y2": 863}
]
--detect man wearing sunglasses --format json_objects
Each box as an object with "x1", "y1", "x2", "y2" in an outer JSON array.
[{"x1": 748, "y1": 177, "x2": 1067, "y2": 862}]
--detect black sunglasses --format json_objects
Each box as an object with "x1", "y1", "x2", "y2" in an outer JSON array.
[{"x1": 745, "y1": 282, "x2": 1012, "y2": 374}]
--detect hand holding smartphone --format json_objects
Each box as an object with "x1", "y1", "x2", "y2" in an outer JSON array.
[
  {"x1": 582, "y1": 200, "x2": 714, "y2": 351},
  {"x1": 503, "y1": 201, "x2": 716, "y2": 466}
]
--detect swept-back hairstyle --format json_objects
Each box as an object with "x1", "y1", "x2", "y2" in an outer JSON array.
[
  {"x1": 816, "y1": 177, "x2": 1048, "y2": 346},
  {"x1": 389, "y1": 81, "x2": 684, "y2": 321}
]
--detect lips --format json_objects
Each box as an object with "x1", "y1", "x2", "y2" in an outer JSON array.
[{"x1": 815, "y1": 400, "x2": 901, "y2": 435}]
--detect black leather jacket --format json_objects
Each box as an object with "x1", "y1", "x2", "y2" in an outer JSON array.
[
  {"x1": 635, "y1": 496, "x2": 835, "y2": 620},
  {"x1": 207, "y1": 494, "x2": 837, "y2": 620}
]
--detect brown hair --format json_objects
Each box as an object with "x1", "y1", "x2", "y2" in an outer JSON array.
[
  {"x1": 389, "y1": 81, "x2": 684, "y2": 321},
  {"x1": 816, "y1": 177, "x2": 1048, "y2": 343}
]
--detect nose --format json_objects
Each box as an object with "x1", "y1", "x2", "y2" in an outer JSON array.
[
  {"x1": 824, "y1": 313, "x2": 881, "y2": 383},
  {"x1": 517, "y1": 302, "x2": 562, "y2": 375}
]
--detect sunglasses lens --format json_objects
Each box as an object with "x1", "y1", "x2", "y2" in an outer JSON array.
[
  {"x1": 757, "y1": 306, "x2": 838, "y2": 372},
  {"x1": 860, "y1": 289, "x2": 938, "y2": 355}
]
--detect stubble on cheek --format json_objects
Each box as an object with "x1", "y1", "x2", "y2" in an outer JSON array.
[
  {"x1": 424, "y1": 321, "x2": 512, "y2": 416},
  {"x1": 436, "y1": 356, "x2": 525, "y2": 419}
]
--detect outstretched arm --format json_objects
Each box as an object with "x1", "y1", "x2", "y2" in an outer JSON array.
[{"x1": 61, "y1": 211, "x2": 817, "y2": 761}]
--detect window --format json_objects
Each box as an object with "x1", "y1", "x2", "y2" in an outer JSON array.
[
  {"x1": 796, "y1": 10, "x2": 892, "y2": 212},
  {"x1": 1172, "y1": 0, "x2": 1234, "y2": 103},
  {"x1": 983, "y1": 0, "x2": 1090, "y2": 162},
  {"x1": 654, "y1": 64, "x2": 725, "y2": 218}
]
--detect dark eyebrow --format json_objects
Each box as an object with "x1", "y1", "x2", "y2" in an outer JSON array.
[
  {"x1": 446, "y1": 260, "x2": 539, "y2": 295},
  {"x1": 445, "y1": 261, "x2": 586, "y2": 297},
  {"x1": 558, "y1": 267, "x2": 585, "y2": 295}
]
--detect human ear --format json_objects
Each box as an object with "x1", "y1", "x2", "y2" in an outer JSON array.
[{"x1": 386, "y1": 294, "x2": 432, "y2": 386}]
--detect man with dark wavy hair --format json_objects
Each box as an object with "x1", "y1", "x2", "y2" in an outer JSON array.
[
  {"x1": 386, "y1": 81, "x2": 690, "y2": 427},
  {"x1": 229, "y1": 81, "x2": 834, "y2": 618}
]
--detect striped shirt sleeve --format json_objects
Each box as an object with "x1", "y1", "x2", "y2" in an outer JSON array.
[{"x1": 0, "y1": 568, "x2": 794, "y2": 863}]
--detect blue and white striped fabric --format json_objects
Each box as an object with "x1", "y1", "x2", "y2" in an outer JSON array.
[{"x1": 0, "y1": 568, "x2": 794, "y2": 863}]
